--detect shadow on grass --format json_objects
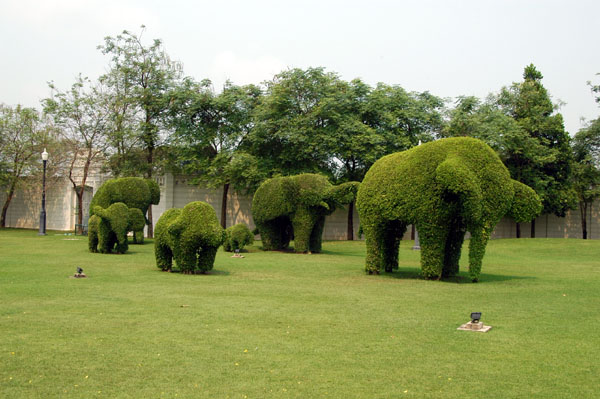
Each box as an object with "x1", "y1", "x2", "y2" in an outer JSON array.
[
  {"x1": 377, "y1": 268, "x2": 535, "y2": 284},
  {"x1": 157, "y1": 268, "x2": 230, "y2": 276}
]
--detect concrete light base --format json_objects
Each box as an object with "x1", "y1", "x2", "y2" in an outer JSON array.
[{"x1": 457, "y1": 321, "x2": 492, "y2": 332}]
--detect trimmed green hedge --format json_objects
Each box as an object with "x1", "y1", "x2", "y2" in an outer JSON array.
[
  {"x1": 154, "y1": 201, "x2": 225, "y2": 274},
  {"x1": 224, "y1": 223, "x2": 254, "y2": 252},
  {"x1": 89, "y1": 177, "x2": 160, "y2": 240},
  {"x1": 357, "y1": 137, "x2": 542, "y2": 281},
  {"x1": 88, "y1": 202, "x2": 131, "y2": 254},
  {"x1": 252, "y1": 174, "x2": 358, "y2": 253}
]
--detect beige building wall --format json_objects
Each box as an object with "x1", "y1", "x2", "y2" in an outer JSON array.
[{"x1": 3, "y1": 170, "x2": 600, "y2": 241}]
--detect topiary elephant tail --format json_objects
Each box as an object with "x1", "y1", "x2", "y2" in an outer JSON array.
[
  {"x1": 506, "y1": 180, "x2": 542, "y2": 222},
  {"x1": 434, "y1": 157, "x2": 483, "y2": 223}
]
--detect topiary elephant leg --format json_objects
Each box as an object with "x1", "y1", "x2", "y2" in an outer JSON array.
[
  {"x1": 115, "y1": 234, "x2": 129, "y2": 254},
  {"x1": 442, "y1": 218, "x2": 466, "y2": 277},
  {"x1": 88, "y1": 216, "x2": 99, "y2": 253},
  {"x1": 468, "y1": 227, "x2": 490, "y2": 282},
  {"x1": 258, "y1": 218, "x2": 291, "y2": 250},
  {"x1": 363, "y1": 220, "x2": 405, "y2": 274},
  {"x1": 175, "y1": 247, "x2": 197, "y2": 274},
  {"x1": 419, "y1": 224, "x2": 448, "y2": 279},
  {"x1": 308, "y1": 215, "x2": 326, "y2": 253},
  {"x1": 197, "y1": 246, "x2": 218, "y2": 274},
  {"x1": 155, "y1": 242, "x2": 173, "y2": 271},
  {"x1": 133, "y1": 230, "x2": 144, "y2": 244},
  {"x1": 292, "y1": 208, "x2": 318, "y2": 253}
]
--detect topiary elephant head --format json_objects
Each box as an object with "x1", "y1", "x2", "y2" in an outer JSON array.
[
  {"x1": 88, "y1": 202, "x2": 134, "y2": 254},
  {"x1": 252, "y1": 173, "x2": 359, "y2": 253},
  {"x1": 154, "y1": 201, "x2": 226, "y2": 274},
  {"x1": 357, "y1": 137, "x2": 542, "y2": 282}
]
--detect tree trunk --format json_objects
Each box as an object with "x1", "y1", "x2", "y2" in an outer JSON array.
[
  {"x1": 516, "y1": 222, "x2": 521, "y2": 238},
  {"x1": 221, "y1": 183, "x2": 229, "y2": 229},
  {"x1": 76, "y1": 187, "x2": 84, "y2": 234},
  {"x1": 0, "y1": 184, "x2": 16, "y2": 228},
  {"x1": 347, "y1": 200, "x2": 354, "y2": 240},
  {"x1": 530, "y1": 219, "x2": 536, "y2": 238},
  {"x1": 147, "y1": 205, "x2": 154, "y2": 238},
  {"x1": 580, "y1": 201, "x2": 588, "y2": 239},
  {"x1": 146, "y1": 144, "x2": 154, "y2": 238}
]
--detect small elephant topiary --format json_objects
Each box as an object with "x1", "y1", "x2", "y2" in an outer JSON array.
[
  {"x1": 89, "y1": 177, "x2": 160, "y2": 242},
  {"x1": 357, "y1": 137, "x2": 542, "y2": 281},
  {"x1": 251, "y1": 173, "x2": 359, "y2": 253},
  {"x1": 224, "y1": 223, "x2": 254, "y2": 252},
  {"x1": 154, "y1": 201, "x2": 226, "y2": 274},
  {"x1": 88, "y1": 202, "x2": 142, "y2": 254}
]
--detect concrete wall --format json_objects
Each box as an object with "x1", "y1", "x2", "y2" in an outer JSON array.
[{"x1": 3, "y1": 171, "x2": 600, "y2": 241}]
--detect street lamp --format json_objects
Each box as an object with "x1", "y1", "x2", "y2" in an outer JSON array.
[{"x1": 38, "y1": 148, "x2": 48, "y2": 235}]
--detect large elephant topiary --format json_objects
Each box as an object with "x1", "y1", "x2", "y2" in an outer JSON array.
[
  {"x1": 357, "y1": 137, "x2": 542, "y2": 282},
  {"x1": 252, "y1": 174, "x2": 359, "y2": 253},
  {"x1": 154, "y1": 201, "x2": 225, "y2": 274},
  {"x1": 89, "y1": 177, "x2": 160, "y2": 242},
  {"x1": 88, "y1": 203, "x2": 144, "y2": 254}
]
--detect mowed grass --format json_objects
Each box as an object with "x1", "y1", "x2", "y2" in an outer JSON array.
[{"x1": 0, "y1": 228, "x2": 598, "y2": 398}]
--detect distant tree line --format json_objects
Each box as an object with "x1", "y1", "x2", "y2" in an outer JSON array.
[{"x1": 1, "y1": 26, "x2": 599, "y2": 239}]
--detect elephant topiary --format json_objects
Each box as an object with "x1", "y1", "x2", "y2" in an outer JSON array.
[
  {"x1": 89, "y1": 177, "x2": 160, "y2": 241},
  {"x1": 223, "y1": 223, "x2": 254, "y2": 252},
  {"x1": 252, "y1": 173, "x2": 359, "y2": 253},
  {"x1": 154, "y1": 201, "x2": 226, "y2": 274},
  {"x1": 88, "y1": 202, "x2": 143, "y2": 254},
  {"x1": 356, "y1": 137, "x2": 542, "y2": 281}
]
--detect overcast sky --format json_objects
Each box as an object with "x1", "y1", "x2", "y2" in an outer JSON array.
[{"x1": 1, "y1": 0, "x2": 599, "y2": 134}]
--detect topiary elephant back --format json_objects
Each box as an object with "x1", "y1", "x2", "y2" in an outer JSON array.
[
  {"x1": 357, "y1": 137, "x2": 542, "y2": 281},
  {"x1": 252, "y1": 173, "x2": 359, "y2": 253}
]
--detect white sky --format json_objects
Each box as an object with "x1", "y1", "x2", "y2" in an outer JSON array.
[{"x1": 1, "y1": 0, "x2": 599, "y2": 134}]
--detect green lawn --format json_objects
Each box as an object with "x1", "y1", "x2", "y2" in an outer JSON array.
[{"x1": 1, "y1": 228, "x2": 598, "y2": 398}]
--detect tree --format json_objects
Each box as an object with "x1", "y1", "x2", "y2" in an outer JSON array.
[
  {"x1": 43, "y1": 76, "x2": 111, "y2": 233},
  {"x1": 447, "y1": 65, "x2": 576, "y2": 237},
  {"x1": 98, "y1": 26, "x2": 183, "y2": 236},
  {"x1": 168, "y1": 79, "x2": 264, "y2": 228},
  {"x1": 325, "y1": 80, "x2": 445, "y2": 239},
  {"x1": 0, "y1": 105, "x2": 48, "y2": 227},
  {"x1": 250, "y1": 67, "x2": 342, "y2": 176},
  {"x1": 572, "y1": 118, "x2": 600, "y2": 239}
]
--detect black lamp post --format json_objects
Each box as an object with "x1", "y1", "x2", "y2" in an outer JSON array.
[{"x1": 38, "y1": 148, "x2": 48, "y2": 235}]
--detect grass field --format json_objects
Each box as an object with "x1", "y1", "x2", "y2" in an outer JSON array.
[{"x1": 1, "y1": 228, "x2": 598, "y2": 398}]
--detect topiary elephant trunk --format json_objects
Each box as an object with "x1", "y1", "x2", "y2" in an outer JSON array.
[
  {"x1": 357, "y1": 137, "x2": 542, "y2": 282},
  {"x1": 252, "y1": 174, "x2": 359, "y2": 253}
]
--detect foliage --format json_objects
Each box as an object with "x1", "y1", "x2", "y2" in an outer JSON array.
[
  {"x1": 357, "y1": 137, "x2": 541, "y2": 281},
  {"x1": 252, "y1": 173, "x2": 357, "y2": 253},
  {"x1": 128, "y1": 207, "x2": 146, "y2": 244},
  {"x1": 223, "y1": 223, "x2": 254, "y2": 252},
  {"x1": 571, "y1": 117, "x2": 600, "y2": 239},
  {"x1": 154, "y1": 201, "x2": 225, "y2": 273},
  {"x1": 0, "y1": 104, "x2": 51, "y2": 227},
  {"x1": 88, "y1": 202, "x2": 131, "y2": 254},
  {"x1": 43, "y1": 75, "x2": 112, "y2": 231},
  {"x1": 167, "y1": 78, "x2": 264, "y2": 227},
  {"x1": 89, "y1": 177, "x2": 160, "y2": 224},
  {"x1": 496, "y1": 64, "x2": 576, "y2": 219}
]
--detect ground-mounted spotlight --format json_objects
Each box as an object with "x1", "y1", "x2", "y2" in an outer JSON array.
[
  {"x1": 458, "y1": 311, "x2": 491, "y2": 332},
  {"x1": 470, "y1": 312, "x2": 482, "y2": 323},
  {"x1": 231, "y1": 248, "x2": 244, "y2": 258},
  {"x1": 73, "y1": 267, "x2": 87, "y2": 278}
]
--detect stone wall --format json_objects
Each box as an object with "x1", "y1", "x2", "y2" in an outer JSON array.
[{"x1": 2, "y1": 171, "x2": 599, "y2": 240}]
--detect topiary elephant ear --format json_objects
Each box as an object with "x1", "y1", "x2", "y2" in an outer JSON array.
[
  {"x1": 507, "y1": 180, "x2": 543, "y2": 222},
  {"x1": 434, "y1": 157, "x2": 483, "y2": 224},
  {"x1": 146, "y1": 179, "x2": 161, "y2": 205}
]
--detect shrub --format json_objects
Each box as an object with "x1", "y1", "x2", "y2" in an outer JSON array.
[
  {"x1": 89, "y1": 177, "x2": 160, "y2": 242},
  {"x1": 357, "y1": 137, "x2": 542, "y2": 281},
  {"x1": 154, "y1": 202, "x2": 225, "y2": 274},
  {"x1": 252, "y1": 174, "x2": 358, "y2": 253},
  {"x1": 224, "y1": 223, "x2": 254, "y2": 252},
  {"x1": 88, "y1": 202, "x2": 131, "y2": 254}
]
